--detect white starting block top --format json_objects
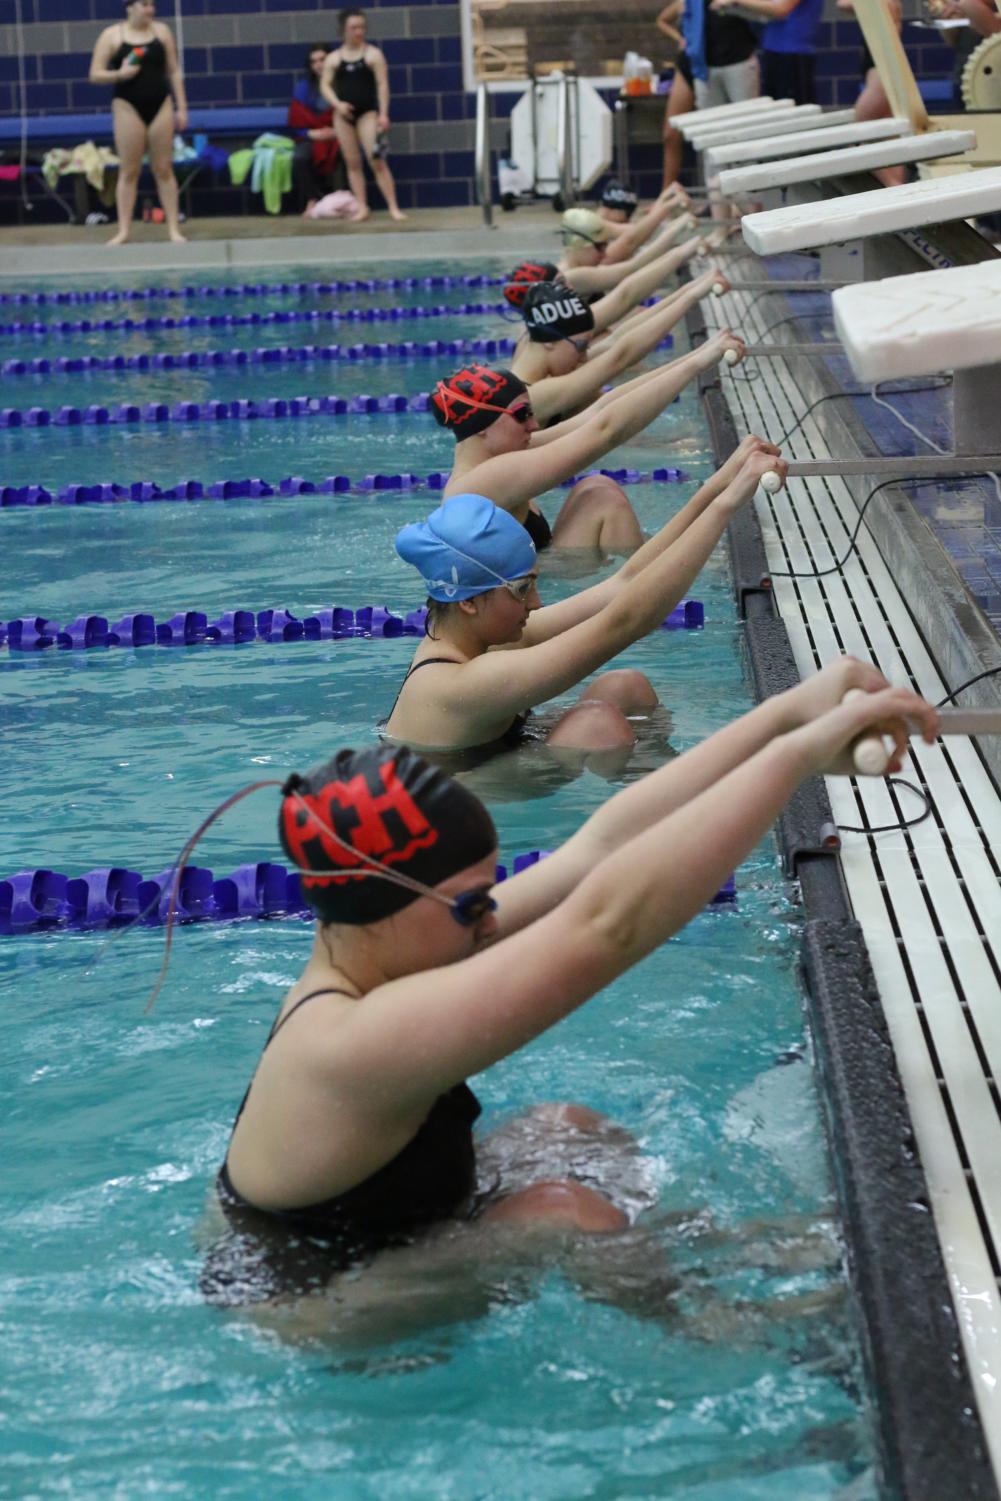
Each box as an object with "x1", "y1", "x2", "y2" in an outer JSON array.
[
  {"x1": 833, "y1": 257, "x2": 1001, "y2": 381},
  {"x1": 672, "y1": 95, "x2": 791, "y2": 128},
  {"x1": 690, "y1": 108, "x2": 856, "y2": 152},
  {"x1": 718, "y1": 128, "x2": 976, "y2": 196},
  {"x1": 705, "y1": 116, "x2": 911, "y2": 172},
  {"x1": 684, "y1": 101, "x2": 819, "y2": 142},
  {"x1": 742, "y1": 162, "x2": 1001, "y2": 255}
]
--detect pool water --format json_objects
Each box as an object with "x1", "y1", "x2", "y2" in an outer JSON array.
[{"x1": 1, "y1": 260, "x2": 877, "y2": 1500}]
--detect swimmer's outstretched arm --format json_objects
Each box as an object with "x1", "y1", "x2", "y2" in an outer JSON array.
[
  {"x1": 564, "y1": 231, "x2": 686, "y2": 299},
  {"x1": 602, "y1": 196, "x2": 688, "y2": 266},
  {"x1": 492, "y1": 659, "x2": 936, "y2": 938},
  {"x1": 463, "y1": 329, "x2": 744, "y2": 512},
  {"x1": 525, "y1": 304, "x2": 740, "y2": 428},
  {"x1": 520, "y1": 437, "x2": 780, "y2": 645},
  {"x1": 447, "y1": 451, "x2": 773, "y2": 729},
  {"x1": 358, "y1": 685, "x2": 937, "y2": 1092},
  {"x1": 591, "y1": 237, "x2": 708, "y2": 334}
]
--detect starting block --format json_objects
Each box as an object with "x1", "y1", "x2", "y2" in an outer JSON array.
[
  {"x1": 742, "y1": 163, "x2": 1001, "y2": 257},
  {"x1": 718, "y1": 129, "x2": 976, "y2": 197},
  {"x1": 705, "y1": 117, "x2": 912, "y2": 173},
  {"x1": 833, "y1": 257, "x2": 1001, "y2": 453},
  {"x1": 688, "y1": 107, "x2": 855, "y2": 152}
]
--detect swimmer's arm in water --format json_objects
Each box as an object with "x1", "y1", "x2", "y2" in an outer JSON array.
[
  {"x1": 590, "y1": 241, "x2": 712, "y2": 335},
  {"x1": 347, "y1": 688, "x2": 936, "y2": 1092},
  {"x1": 493, "y1": 661, "x2": 934, "y2": 938},
  {"x1": 518, "y1": 445, "x2": 783, "y2": 646}
]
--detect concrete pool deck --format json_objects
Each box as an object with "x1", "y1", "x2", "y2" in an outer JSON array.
[{"x1": 0, "y1": 206, "x2": 555, "y2": 278}]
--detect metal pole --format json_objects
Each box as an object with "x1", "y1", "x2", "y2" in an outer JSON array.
[
  {"x1": 784, "y1": 455, "x2": 1001, "y2": 478},
  {"x1": 475, "y1": 82, "x2": 494, "y2": 228},
  {"x1": 556, "y1": 74, "x2": 574, "y2": 207}
]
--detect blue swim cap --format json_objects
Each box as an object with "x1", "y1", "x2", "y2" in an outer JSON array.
[{"x1": 395, "y1": 493, "x2": 537, "y2": 603}]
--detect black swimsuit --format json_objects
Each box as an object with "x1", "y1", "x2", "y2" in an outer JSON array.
[
  {"x1": 335, "y1": 51, "x2": 379, "y2": 119},
  {"x1": 112, "y1": 33, "x2": 171, "y2": 128},
  {"x1": 202, "y1": 987, "x2": 482, "y2": 1306},
  {"x1": 384, "y1": 656, "x2": 533, "y2": 773},
  {"x1": 522, "y1": 506, "x2": 553, "y2": 551}
]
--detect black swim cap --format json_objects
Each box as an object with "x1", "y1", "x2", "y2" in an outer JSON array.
[
  {"x1": 279, "y1": 745, "x2": 496, "y2": 925},
  {"x1": 522, "y1": 282, "x2": 595, "y2": 343},
  {"x1": 503, "y1": 260, "x2": 561, "y2": 309},
  {"x1": 600, "y1": 181, "x2": 639, "y2": 218},
  {"x1": 430, "y1": 364, "x2": 529, "y2": 440}
]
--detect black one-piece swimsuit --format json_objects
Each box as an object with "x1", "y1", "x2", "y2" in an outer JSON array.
[
  {"x1": 201, "y1": 987, "x2": 483, "y2": 1306},
  {"x1": 112, "y1": 35, "x2": 171, "y2": 128}
]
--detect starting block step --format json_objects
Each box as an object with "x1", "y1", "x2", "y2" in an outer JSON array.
[
  {"x1": 706, "y1": 116, "x2": 911, "y2": 172},
  {"x1": 833, "y1": 257, "x2": 1001, "y2": 381},
  {"x1": 742, "y1": 163, "x2": 1001, "y2": 256},
  {"x1": 689, "y1": 107, "x2": 855, "y2": 151},
  {"x1": 718, "y1": 129, "x2": 977, "y2": 196}
]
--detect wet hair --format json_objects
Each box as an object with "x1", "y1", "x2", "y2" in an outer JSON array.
[
  {"x1": 339, "y1": 7, "x2": 365, "y2": 32},
  {"x1": 305, "y1": 43, "x2": 331, "y2": 77},
  {"x1": 424, "y1": 597, "x2": 454, "y2": 639}
]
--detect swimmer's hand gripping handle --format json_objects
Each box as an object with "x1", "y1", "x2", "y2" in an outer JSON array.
[{"x1": 842, "y1": 688, "x2": 894, "y2": 775}]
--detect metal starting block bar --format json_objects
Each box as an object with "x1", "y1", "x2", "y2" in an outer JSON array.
[
  {"x1": 783, "y1": 455, "x2": 1001, "y2": 477},
  {"x1": 739, "y1": 343, "x2": 838, "y2": 356},
  {"x1": 723, "y1": 279, "x2": 848, "y2": 291}
]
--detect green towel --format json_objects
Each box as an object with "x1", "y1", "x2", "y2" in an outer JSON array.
[{"x1": 228, "y1": 134, "x2": 295, "y2": 214}]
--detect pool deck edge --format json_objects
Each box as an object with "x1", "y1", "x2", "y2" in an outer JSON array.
[{"x1": 690, "y1": 299, "x2": 998, "y2": 1501}]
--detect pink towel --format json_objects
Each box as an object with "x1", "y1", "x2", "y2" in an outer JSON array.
[{"x1": 0, "y1": 166, "x2": 21, "y2": 181}]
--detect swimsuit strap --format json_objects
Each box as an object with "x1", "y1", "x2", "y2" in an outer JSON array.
[
  {"x1": 266, "y1": 986, "x2": 355, "y2": 1046},
  {"x1": 402, "y1": 654, "x2": 462, "y2": 683}
]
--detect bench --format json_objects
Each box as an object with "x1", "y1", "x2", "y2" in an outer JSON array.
[
  {"x1": 718, "y1": 128, "x2": 976, "y2": 195},
  {"x1": 0, "y1": 107, "x2": 292, "y2": 223},
  {"x1": 705, "y1": 116, "x2": 912, "y2": 171}
]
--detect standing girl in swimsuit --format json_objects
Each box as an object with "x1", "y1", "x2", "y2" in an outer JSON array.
[
  {"x1": 89, "y1": 0, "x2": 188, "y2": 246},
  {"x1": 320, "y1": 8, "x2": 406, "y2": 222},
  {"x1": 194, "y1": 665, "x2": 937, "y2": 1338}
]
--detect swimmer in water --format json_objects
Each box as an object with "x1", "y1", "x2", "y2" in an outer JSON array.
[
  {"x1": 504, "y1": 222, "x2": 713, "y2": 340},
  {"x1": 197, "y1": 663, "x2": 938, "y2": 1340},
  {"x1": 510, "y1": 276, "x2": 730, "y2": 430},
  {"x1": 385, "y1": 464, "x2": 781, "y2": 764},
  {"x1": 435, "y1": 337, "x2": 747, "y2": 555},
  {"x1": 434, "y1": 338, "x2": 748, "y2": 553}
]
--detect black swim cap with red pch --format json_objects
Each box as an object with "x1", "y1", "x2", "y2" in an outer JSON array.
[
  {"x1": 503, "y1": 261, "x2": 560, "y2": 309},
  {"x1": 279, "y1": 744, "x2": 497, "y2": 925},
  {"x1": 430, "y1": 365, "x2": 529, "y2": 440}
]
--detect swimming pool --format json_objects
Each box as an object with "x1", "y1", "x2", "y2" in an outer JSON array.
[{"x1": 1, "y1": 258, "x2": 878, "y2": 1500}]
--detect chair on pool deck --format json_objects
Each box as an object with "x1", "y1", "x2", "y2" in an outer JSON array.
[
  {"x1": 717, "y1": 129, "x2": 977, "y2": 197},
  {"x1": 704, "y1": 117, "x2": 913, "y2": 174},
  {"x1": 832, "y1": 257, "x2": 1001, "y2": 454}
]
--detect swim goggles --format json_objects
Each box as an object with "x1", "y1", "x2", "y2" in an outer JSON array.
[{"x1": 503, "y1": 574, "x2": 538, "y2": 603}]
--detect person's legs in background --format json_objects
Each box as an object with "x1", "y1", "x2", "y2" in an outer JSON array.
[{"x1": 662, "y1": 58, "x2": 695, "y2": 191}]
